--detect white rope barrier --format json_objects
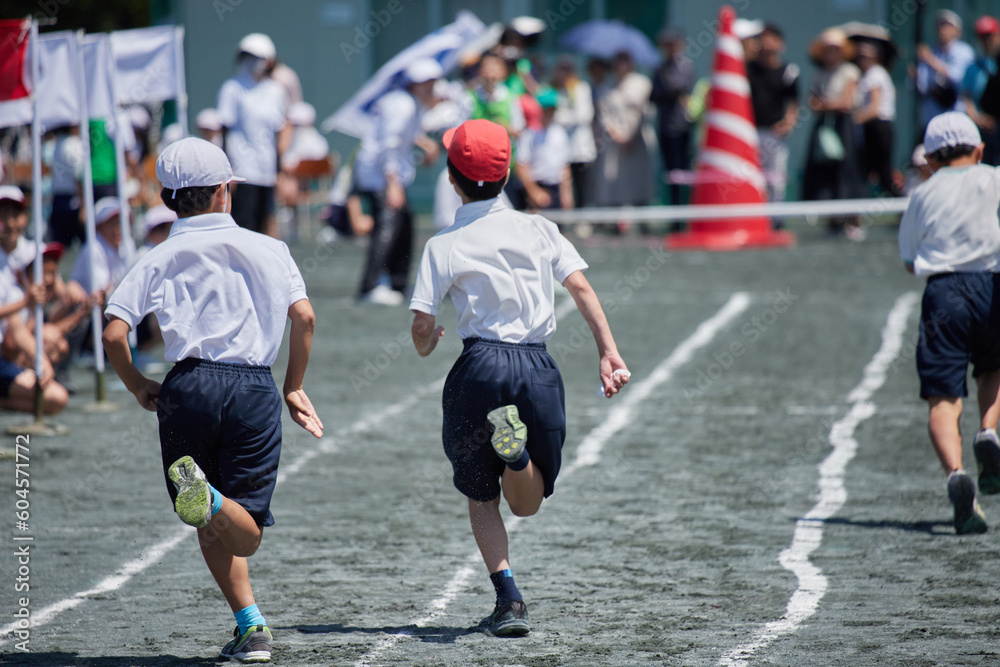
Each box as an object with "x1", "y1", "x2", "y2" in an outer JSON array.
[{"x1": 543, "y1": 197, "x2": 910, "y2": 224}]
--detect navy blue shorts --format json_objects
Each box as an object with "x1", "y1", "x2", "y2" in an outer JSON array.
[
  {"x1": 442, "y1": 338, "x2": 566, "y2": 502},
  {"x1": 917, "y1": 273, "x2": 1000, "y2": 399},
  {"x1": 158, "y1": 358, "x2": 283, "y2": 527},
  {"x1": 0, "y1": 357, "x2": 23, "y2": 398}
]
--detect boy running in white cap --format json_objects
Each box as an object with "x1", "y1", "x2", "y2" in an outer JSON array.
[
  {"x1": 410, "y1": 119, "x2": 629, "y2": 635},
  {"x1": 103, "y1": 137, "x2": 323, "y2": 662},
  {"x1": 900, "y1": 111, "x2": 1000, "y2": 535}
]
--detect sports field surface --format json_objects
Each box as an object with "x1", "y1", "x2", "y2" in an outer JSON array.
[{"x1": 3, "y1": 221, "x2": 1000, "y2": 666}]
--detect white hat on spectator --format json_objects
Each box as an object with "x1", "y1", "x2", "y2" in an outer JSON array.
[
  {"x1": 95, "y1": 197, "x2": 121, "y2": 225},
  {"x1": 734, "y1": 18, "x2": 764, "y2": 40},
  {"x1": 160, "y1": 122, "x2": 185, "y2": 151},
  {"x1": 128, "y1": 105, "x2": 151, "y2": 131},
  {"x1": 195, "y1": 108, "x2": 223, "y2": 132},
  {"x1": 143, "y1": 204, "x2": 177, "y2": 234},
  {"x1": 156, "y1": 137, "x2": 246, "y2": 196},
  {"x1": 936, "y1": 9, "x2": 962, "y2": 30},
  {"x1": 0, "y1": 186, "x2": 25, "y2": 205},
  {"x1": 911, "y1": 144, "x2": 928, "y2": 168},
  {"x1": 238, "y1": 33, "x2": 276, "y2": 61},
  {"x1": 924, "y1": 111, "x2": 982, "y2": 154},
  {"x1": 287, "y1": 102, "x2": 316, "y2": 127},
  {"x1": 405, "y1": 58, "x2": 444, "y2": 84}
]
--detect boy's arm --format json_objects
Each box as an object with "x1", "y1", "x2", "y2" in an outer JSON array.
[
  {"x1": 285, "y1": 298, "x2": 323, "y2": 438},
  {"x1": 102, "y1": 317, "x2": 160, "y2": 410},
  {"x1": 562, "y1": 269, "x2": 629, "y2": 398},
  {"x1": 411, "y1": 310, "x2": 445, "y2": 357}
]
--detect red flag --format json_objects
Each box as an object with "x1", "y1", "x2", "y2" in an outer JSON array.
[{"x1": 0, "y1": 20, "x2": 30, "y2": 102}]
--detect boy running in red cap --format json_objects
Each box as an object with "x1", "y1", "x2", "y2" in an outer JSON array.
[{"x1": 410, "y1": 118, "x2": 629, "y2": 635}]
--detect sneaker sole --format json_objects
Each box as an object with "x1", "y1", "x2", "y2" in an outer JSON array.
[
  {"x1": 487, "y1": 406, "x2": 527, "y2": 464},
  {"x1": 974, "y1": 438, "x2": 1000, "y2": 495},
  {"x1": 490, "y1": 618, "x2": 530, "y2": 637},
  {"x1": 949, "y1": 474, "x2": 988, "y2": 535},
  {"x1": 167, "y1": 456, "x2": 211, "y2": 528}
]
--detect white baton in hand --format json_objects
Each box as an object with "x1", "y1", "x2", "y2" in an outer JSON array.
[{"x1": 597, "y1": 369, "x2": 632, "y2": 397}]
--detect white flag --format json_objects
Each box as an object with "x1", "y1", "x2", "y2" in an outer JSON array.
[
  {"x1": 0, "y1": 31, "x2": 80, "y2": 131},
  {"x1": 81, "y1": 33, "x2": 115, "y2": 120},
  {"x1": 110, "y1": 25, "x2": 183, "y2": 106},
  {"x1": 322, "y1": 10, "x2": 486, "y2": 138}
]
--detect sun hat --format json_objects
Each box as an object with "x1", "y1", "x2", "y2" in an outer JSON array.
[
  {"x1": 924, "y1": 111, "x2": 982, "y2": 155},
  {"x1": 156, "y1": 137, "x2": 246, "y2": 197},
  {"x1": 238, "y1": 33, "x2": 276, "y2": 61},
  {"x1": 442, "y1": 119, "x2": 511, "y2": 185}
]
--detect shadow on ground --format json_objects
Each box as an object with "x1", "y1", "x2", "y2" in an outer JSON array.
[
  {"x1": 0, "y1": 653, "x2": 217, "y2": 666},
  {"x1": 817, "y1": 516, "x2": 954, "y2": 535},
  {"x1": 283, "y1": 622, "x2": 479, "y2": 644}
]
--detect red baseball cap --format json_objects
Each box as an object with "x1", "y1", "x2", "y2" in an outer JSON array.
[
  {"x1": 442, "y1": 119, "x2": 510, "y2": 184},
  {"x1": 42, "y1": 242, "x2": 64, "y2": 261},
  {"x1": 976, "y1": 15, "x2": 1000, "y2": 35}
]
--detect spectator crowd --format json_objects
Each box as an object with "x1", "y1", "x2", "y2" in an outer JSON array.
[{"x1": 1, "y1": 10, "x2": 1000, "y2": 414}]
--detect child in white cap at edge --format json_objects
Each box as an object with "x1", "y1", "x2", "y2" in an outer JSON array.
[
  {"x1": 409, "y1": 118, "x2": 630, "y2": 636},
  {"x1": 103, "y1": 137, "x2": 323, "y2": 663},
  {"x1": 899, "y1": 111, "x2": 1000, "y2": 535}
]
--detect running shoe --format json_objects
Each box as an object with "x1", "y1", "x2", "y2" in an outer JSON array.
[
  {"x1": 948, "y1": 471, "x2": 988, "y2": 535},
  {"x1": 167, "y1": 456, "x2": 212, "y2": 529},
  {"x1": 477, "y1": 600, "x2": 530, "y2": 637},
  {"x1": 974, "y1": 429, "x2": 1000, "y2": 495},
  {"x1": 220, "y1": 624, "x2": 272, "y2": 663},
  {"x1": 487, "y1": 405, "x2": 528, "y2": 463}
]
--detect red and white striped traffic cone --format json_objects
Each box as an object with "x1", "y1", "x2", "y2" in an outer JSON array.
[{"x1": 667, "y1": 5, "x2": 794, "y2": 250}]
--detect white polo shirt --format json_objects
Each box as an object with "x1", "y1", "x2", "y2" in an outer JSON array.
[
  {"x1": 71, "y1": 234, "x2": 131, "y2": 294},
  {"x1": 217, "y1": 73, "x2": 288, "y2": 187},
  {"x1": 517, "y1": 124, "x2": 571, "y2": 186},
  {"x1": 354, "y1": 89, "x2": 425, "y2": 191},
  {"x1": 899, "y1": 164, "x2": 1000, "y2": 277},
  {"x1": 105, "y1": 212, "x2": 307, "y2": 366},
  {"x1": 410, "y1": 198, "x2": 588, "y2": 343}
]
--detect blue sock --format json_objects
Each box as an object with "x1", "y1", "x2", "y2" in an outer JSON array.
[
  {"x1": 234, "y1": 603, "x2": 267, "y2": 634},
  {"x1": 208, "y1": 483, "x2": 223, "y2": 515},
  {"x1": 489, "y1": 568, "x2": 522, "y2": 605},
  {"x1": 506, "y1": 449, "x2": 531, "y2": 472}
]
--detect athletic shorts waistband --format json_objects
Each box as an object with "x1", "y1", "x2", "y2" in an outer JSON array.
[
  {"x1": 173, "y1": 358, "x2": 273, "y2": 376},
  {"x1": 462, "y1": 337, "x2": 547, "y2": 351}
]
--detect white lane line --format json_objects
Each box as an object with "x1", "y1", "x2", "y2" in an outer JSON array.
[
  {"x1": 0, "y1": 298, "x2": 581, "y2": 647},
  {"x1": 354, "y1": 292, "x2": 753, "y2": 667},
  {"x1": 719, "y1": 291, "x2": 919, "y2": 667}
]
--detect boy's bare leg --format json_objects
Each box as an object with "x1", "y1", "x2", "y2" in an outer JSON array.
[
  {"x1": 976, "y1": 370, "x2": 1000, "y2": 429},
  {"x1": 198, "y1": 528, "x2": 256, "y2": 613},
  {"x1": 501, "y1": 464, "x2": 544, "y2": 517},
  {"x1": 928, "y1": 396, "x2": 963, "y2": 473},
  {"x1": 469, "y1": 496, "x2": 510, "y2": 573},
  {"x1": 203, "y1": 497, "x2": 263, "y2": 558}
]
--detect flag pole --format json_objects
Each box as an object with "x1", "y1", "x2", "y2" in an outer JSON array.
[
  {"x1": 8, "y1": 18, "x2": 67, "y2": 436},
  {"x1": 75, "y1": 30, "x2": 118, "y2": 413},
  {"x1": 173, "y1": 26, "x2": 188, "y2": 137}
]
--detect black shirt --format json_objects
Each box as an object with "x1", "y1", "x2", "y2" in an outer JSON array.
[{"x1": 747, "y1": 60, "x2": 799, "y2": 128}]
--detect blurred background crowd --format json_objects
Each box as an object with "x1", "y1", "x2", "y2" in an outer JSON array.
[{"x1": 1, "y1": 0, "x2": 1000, "y2": 413}]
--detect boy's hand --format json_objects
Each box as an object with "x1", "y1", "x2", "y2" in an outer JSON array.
[
  {"x1": 411, "y1": 311, "x2": 445, "y2": 357},
  {"x1": 25, "y1": 282, "x2": 46, "y2": 307},
  {"x1": 599, "y1": 352, "x2": 630, "y2": 398},
  {"x1": 134, "y1": 378, "x2": 161, "y2": 411},
  {"x1": 286, "y1": 388, "x2": 324, "y2": 438}
]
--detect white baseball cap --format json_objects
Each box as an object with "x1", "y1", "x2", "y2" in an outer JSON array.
[
  {"x1": 924, "y1": 111, "x2": 982, "y2": 154},
  {"x1": 405, "y1": 58, "x2": 444, "y2": 84},
  {"x1": 94, "y1": 197, "x2": 121, "y2": 225},
  {"x1": 143, "y1": 204, "x2": 177, "y2": 234},
  {"x1": 734, "y1": 18, "x2": 764, "y2": 40},
  {"x1": 0, "y1": 186, "x2": 25, "y2": 205},
  {"x1": 287, "y1": 101, "x2": 316, "y2": 127},
  {"x1": 156, "y1": 137, "x2": 246, "y2": 196},
  {"x1": 195, "y1": 108, "x2": 223, "y2": 132},
  {"x1": 238, "y1": 33, "x2": 276, "y2": 61}
]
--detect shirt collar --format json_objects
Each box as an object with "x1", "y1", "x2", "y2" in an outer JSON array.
[
  {"x1": 168, "y1": 212, "x2": 240, "y2": 238},
  {"x1": 453, "y1": 197, "x2": 507, "y2": 228}
]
